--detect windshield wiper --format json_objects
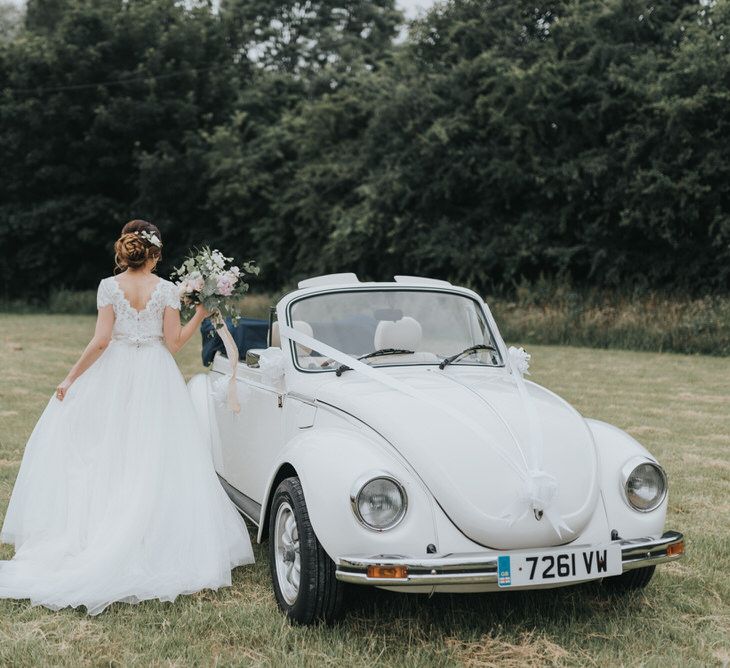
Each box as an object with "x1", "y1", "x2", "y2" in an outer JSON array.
[
  {"x1": 439, "y1": 344, "x2": 497, "y2": 370},
  {"x1": 335, "y1": 349, "x2": 415, "y2": 377}
]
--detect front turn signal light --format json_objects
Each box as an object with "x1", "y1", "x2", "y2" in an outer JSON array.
[
  {"x1": 367, "y1": 565, "x2": 408, "y2": 579},
  {"x1": 667, "y1": 541, "x2": 685, "y2": 557}
]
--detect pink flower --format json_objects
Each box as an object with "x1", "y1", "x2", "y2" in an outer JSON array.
[{"x1": 216, "y1": 275, "x2": 234, "y2": 296}]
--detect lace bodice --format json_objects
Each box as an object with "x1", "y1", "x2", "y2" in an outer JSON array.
[{"x1": 97, "y1": 277, "x2": 180, "y2": 345}]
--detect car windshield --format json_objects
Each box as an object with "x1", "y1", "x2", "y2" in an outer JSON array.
[{"x1": 287, "y1": 289, "x2": 502, "y2": 371}]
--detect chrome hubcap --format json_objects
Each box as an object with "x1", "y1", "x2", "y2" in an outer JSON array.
[{"x1": 274, "y1": 501, "x2": 300, "y2": 605}]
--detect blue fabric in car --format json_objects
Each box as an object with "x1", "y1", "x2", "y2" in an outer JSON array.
[{"x1": 200, "y1": 317, "x2": 269, "y2": 366}]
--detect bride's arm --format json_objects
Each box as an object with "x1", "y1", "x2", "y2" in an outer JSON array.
[
  {"x1": 163, "y1": 304, "x2": 209, "y2": 354},
  {"x1": 55, "y1": 305, "x2": 115, "y2": 401}
]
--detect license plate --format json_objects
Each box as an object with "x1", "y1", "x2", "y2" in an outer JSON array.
[{"x1": 497, "y1": 545, "x2": 622, "y2": 588}]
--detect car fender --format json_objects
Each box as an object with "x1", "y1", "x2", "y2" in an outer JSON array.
[
  {"x1": 258, "y1": 424, "x2": 439, "y2": 561},
  {"x1": 587, "y1": 418, "x2": 668, "y2": 540}
]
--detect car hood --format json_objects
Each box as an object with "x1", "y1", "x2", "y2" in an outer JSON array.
[{"x1": 314, "y1": 367, "x2": 599, "y2": 549}]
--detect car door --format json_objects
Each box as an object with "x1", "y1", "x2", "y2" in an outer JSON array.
[{"x1": 212, "y1": 353, "x2": 284, "y2": 506}]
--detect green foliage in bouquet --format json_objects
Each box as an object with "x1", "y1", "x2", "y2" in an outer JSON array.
[{"x1": 170, "y1": 247, "x2": 259, "y2": 328}]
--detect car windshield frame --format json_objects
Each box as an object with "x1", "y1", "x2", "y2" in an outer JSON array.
[{"x1": 284, "y1": 286, "x2": 505, "y2": 374}]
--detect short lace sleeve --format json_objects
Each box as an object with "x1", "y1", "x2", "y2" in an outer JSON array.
[
  {"x1": 164, "y1": 281, "x2": 181, "y2": 310},
  {"x1": 96, "y1": 279, "x2": 114, "y2": 309}
]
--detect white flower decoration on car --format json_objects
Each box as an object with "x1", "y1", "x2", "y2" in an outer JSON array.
[
  {"x1": 259, "y1": 347, "x2": 286, "y2": 383},
  {"x1": 508, "y1": 346, "x2": 531, "y2": 376}
]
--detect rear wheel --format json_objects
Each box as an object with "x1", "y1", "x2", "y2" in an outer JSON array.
[
  {"x1": 602, "y1": 565, "x2": 655, "y2": 593},
  {"x1": 268, "y1": 477, "x2": 346, "y2": 624}
]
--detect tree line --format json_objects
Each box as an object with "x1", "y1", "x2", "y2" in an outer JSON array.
[{"x1": 1, "y1": 0, "x2": 729, "y2": 300}]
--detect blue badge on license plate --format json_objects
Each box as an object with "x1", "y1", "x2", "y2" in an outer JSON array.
[{"x1": 497, "y1": 555, "x2": 511, "y2": 587}]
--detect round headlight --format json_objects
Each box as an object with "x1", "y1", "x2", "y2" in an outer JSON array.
[
  {"x1": 624, "y1": 462, "x2": 667, "y2": 512},
  {"x1": 352, "y1": 475, "x2": 407, "y2": 531}
]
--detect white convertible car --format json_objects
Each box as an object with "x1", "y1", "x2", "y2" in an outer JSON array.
[{"x1": 188, "y1": 274, "x2": 684, "y2": 624}]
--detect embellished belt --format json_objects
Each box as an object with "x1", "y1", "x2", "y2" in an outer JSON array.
[{"x1": 111, "y1": 336, "x2": 164, "y2": 349}]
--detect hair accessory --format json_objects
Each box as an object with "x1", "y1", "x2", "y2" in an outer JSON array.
[{"x1": 137, "y1": 230, "x2": 162, "y2": 248}]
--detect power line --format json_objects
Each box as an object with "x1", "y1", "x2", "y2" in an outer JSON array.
[{"x1": 3, "y1": 64, "x2": 227, "y2": 95}]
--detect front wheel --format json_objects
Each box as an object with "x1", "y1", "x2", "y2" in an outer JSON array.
[
  {"x1": 601, "y1": 565, "x2": 655, "y2": 593},
  {"x1": 268, "y1": 477, "x2": 346, "y2": 624}
]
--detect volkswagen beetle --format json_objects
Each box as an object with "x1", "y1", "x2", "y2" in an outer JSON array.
[{"x1": 188, "y1": 274, "x2": 684, "y2": 624}]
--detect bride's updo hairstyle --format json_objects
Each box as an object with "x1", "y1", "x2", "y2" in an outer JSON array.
[{"x1": 114, "y1": 220, "x2": 163, "y2": 271}]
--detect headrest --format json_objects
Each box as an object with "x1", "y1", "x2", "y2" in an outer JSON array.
[
  {"x1": 270, "y1": 320, "x2": 313, "y2": 354},
  {"x1": 271, "y1": 321, "x2": 281, "y2": 348},
  {"x1": 374, "y1": 317, "x2": 422, "y2": 352}
]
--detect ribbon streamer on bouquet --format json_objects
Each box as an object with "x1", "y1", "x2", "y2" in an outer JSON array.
[
  {"x1": 212, "y1": 311, "x2": 240, "y2": 413},
  {"x1": 278, "y1": 324, "x2": 571, "y2": 538}
]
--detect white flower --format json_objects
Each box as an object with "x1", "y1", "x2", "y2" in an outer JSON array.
[
  {"x1": 508, "y1": 346, "x2": 531, "y2": 376},
  {"x1": 173, "y1": 246, "x2": 252, "y2": 316},
  {"x1": 139, "y1": 230, "x2": 162, "y2": 248},
  {"x1": 211, "y1": 250, "x2": 225, "y2": 269}
]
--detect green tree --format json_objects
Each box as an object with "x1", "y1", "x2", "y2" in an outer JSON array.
[
  {"x1": 0, "y1": 0, "x2": 246, "y2": 297},
  {"x1": 200, "y1": 0, "x2": 402, "y2": 288},
  {"x1": 226, "y1": 0, "x2": 729, "y2": 291},
  {"x1": 222, "y1": 0, "x2": 402, "y2": 76},
  {"x1": 3, "y1": 0, "x2": 730, "y2": 299}
]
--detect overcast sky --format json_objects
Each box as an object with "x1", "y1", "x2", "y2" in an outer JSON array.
[{"x1": 398, "y1": 0, "x2": 437, "y2": 19}]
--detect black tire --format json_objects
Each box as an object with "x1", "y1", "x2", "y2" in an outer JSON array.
[
  {"x1": 601, "y1": 565, "x2": 655, "y2": 593},
  {"x1": 268, "y1": 477, "x2": 346, "y2": 625}
]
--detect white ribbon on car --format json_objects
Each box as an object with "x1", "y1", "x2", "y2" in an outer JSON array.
[
  {"x1": 502, "y1": 346, "x2": 571, "y2": 538},
  {"x1": 278, "y1": 325, "x2": 571, "y2": 538}
]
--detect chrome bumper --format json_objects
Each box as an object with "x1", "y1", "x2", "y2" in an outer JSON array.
[{"x1": 335, "y1": 530, "x2": 684, "y2": 587}]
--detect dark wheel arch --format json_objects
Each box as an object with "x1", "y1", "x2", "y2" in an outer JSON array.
[{"x1": 260, "y1": 462, "x2": 298, "y2": 541}]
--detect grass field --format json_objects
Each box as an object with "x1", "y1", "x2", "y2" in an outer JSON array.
[{"x1": 0, "y1": 314, "x2": 728, "y2": 667}]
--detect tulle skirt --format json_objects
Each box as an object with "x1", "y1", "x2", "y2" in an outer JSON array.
[{"x1": 0, "y1": 338, "x2": 254, "y2": 615}]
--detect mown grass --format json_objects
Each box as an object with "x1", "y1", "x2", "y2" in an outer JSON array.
[{"x1": 0, "y1": 314, "x2": 728, "y2": 666}]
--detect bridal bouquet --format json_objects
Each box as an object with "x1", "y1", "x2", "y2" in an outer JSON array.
[
  {"x1": 171, "y1": 247, "x2": 258, "y2": 327},
  {"x1": 171, "y1": 247, "x2": 259, "y2": 414}
]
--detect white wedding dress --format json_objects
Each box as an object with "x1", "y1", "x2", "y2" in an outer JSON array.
[{"x1": 0, "y1": 277, "x2": 254, "y2": 615}]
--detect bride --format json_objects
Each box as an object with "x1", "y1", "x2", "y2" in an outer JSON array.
[{"x1": 0, "y1": 220, "x2": 254, "y2": 615}]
